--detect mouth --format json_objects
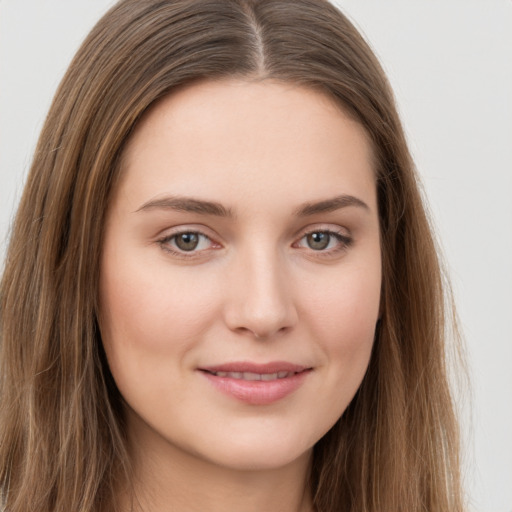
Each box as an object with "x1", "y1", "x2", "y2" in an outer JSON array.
[
  {"x1": 198, "y1": 362, "x2": 312, "y2": 405},
  {"x1": 202, "y1": 370, "x2": 301, "y2": 381}
]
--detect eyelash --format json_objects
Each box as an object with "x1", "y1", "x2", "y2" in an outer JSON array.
[{"x1": 157, "y1": 228, "x2": 353, "y2": 260}]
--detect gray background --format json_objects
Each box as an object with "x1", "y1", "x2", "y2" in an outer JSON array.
[{"x1": 1, "y1": 1, "x2": 511, "y2": 510}]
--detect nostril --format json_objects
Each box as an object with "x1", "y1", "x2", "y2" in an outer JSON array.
[{"x1": 231, "y1": 321, "x2": 294, "y2": 340}]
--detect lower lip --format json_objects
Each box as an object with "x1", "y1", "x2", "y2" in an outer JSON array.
[{"x1": 200, "y1": 370, "x2": 311, "y2": 405}]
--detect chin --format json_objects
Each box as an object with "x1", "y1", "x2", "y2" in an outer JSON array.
[{"x1": 202, "y1": 441, "x2": 313, "y2": 473}]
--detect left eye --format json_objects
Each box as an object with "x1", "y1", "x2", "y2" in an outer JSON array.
[
  {"x1": 297, "y1": 231, "x2": 350, "y2": 251},
  {"x1": 161, "y1": 231, "x2": 213, "y2": 252}
]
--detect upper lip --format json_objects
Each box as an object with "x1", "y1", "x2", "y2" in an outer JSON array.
[{"x1": 199, "y1": 361, "x2": 310, "y2": 374}]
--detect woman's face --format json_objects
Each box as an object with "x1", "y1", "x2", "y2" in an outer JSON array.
[{"x1": 99, "y1": 79, "x2": 381, "y2": 472}]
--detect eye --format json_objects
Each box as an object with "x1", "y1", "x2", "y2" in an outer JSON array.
[
  {"x1": 158, "y1": 230, "x2": 217, "y2": 256},
  {"x1": 173, "y1": 232, "x2": 202, "y2": 251},
  {"x1": 304, "y1": 232, "x2": 331, "y2": 251},
  {"x1": 295, "y1": 229, "x2": 352, "y2": 254}
]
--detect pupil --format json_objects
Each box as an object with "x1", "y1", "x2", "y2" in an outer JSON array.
[
  {"x1": 307, "y1": 232, "x2": 329, "y2": 250},
  {"x1": 176, "y1": 233, "x2": 199, "y2": 251}
]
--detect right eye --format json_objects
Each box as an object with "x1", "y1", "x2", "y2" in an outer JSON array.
[{"x1": 158, "y1": 230, "x2": 217, "y2": 256}]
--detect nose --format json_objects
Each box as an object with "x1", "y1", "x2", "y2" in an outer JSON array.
[{"x1": 223, "y1": 248, "x2": 298, "y2": 339}]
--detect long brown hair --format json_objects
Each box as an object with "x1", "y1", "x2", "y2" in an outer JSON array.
[{"x1": 0, "y1": 0, "x2": 464, "y2": 510}]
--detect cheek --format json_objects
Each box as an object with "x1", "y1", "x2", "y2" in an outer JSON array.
[
  {"x1": 98, "y1": 258, "x2": 226, "y2": 421},
  {"x1": 98, "y1": 253, "x2": 222, "y2": 364},
  {"x1": 306, "y1": 260, "x2": 380, "y2": 340},
  {"x1": 301, "y1": 261, "x2": 380, "y2": 393}
]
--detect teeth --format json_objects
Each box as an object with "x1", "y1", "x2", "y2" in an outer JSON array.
[
  {"x1": 243, "y1": 372, "x2": 261, "y2": 381},
  {"x1": 212, "y1": 371, "x2": 296, "y2": 380}
]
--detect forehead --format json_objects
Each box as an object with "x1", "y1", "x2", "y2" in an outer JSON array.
[{"x1": 116, "y1": 78, "x2": 377, "y2": 215}]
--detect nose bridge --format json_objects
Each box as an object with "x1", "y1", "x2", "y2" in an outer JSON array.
[{"x1": 225, "y1": 242, "x2": 297, "y2": 338}]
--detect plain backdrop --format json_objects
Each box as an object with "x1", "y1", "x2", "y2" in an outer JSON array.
[{"x1": 0, "y1": 1, "x2": 511, "y2": 511}]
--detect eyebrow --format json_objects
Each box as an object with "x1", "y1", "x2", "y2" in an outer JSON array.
[
  {"x1": 294, "y1": 194, "x2": 370, "y2": 216},
  {"x1": 135, "y1": 194, "x2": 369, "y2": 218},
  {"x1": 135, "y1": 196, "x2": 234, "y2": 217}
]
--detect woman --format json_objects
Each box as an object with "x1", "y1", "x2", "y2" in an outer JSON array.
[{"x1": 0, "y1": 0, "x2": 464, "y2": 511}]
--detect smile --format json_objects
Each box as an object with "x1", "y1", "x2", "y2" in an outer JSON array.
[
  {"x1": 198, "y1": 362, "x2": 312, "y2": 405},
  {"x1": 204, "y1": 370, "x2": 299, "y2": 381}
]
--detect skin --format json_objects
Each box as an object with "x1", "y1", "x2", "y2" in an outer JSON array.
[{"x1": 99, "y1": 79, "x2": 382, "y2": 512}]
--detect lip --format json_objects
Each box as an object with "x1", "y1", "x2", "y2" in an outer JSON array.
[{"x1": 198, "y1": 361, "x2": 312, "y2": 405}]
